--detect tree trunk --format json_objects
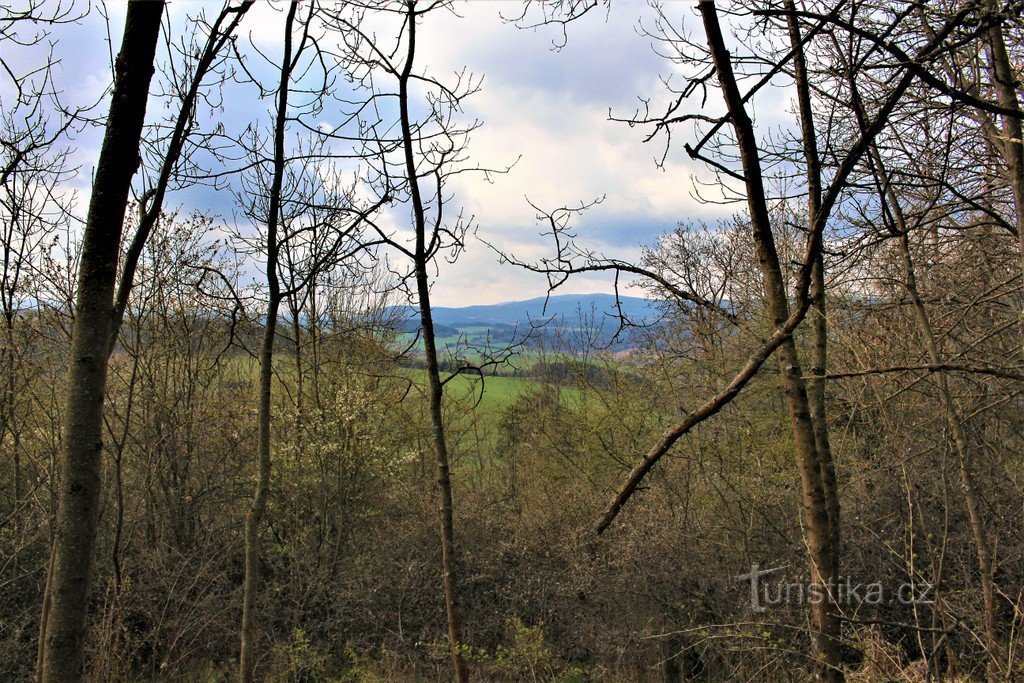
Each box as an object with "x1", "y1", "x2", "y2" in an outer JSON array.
[
  {"x1": 34, "y1": 541, "x2": 56, "y2": 682},
  {"x1": 239, "y1": 3, "x2": 297, "y2": 680},
  {"x1": 398, "y1": 4, "x2": 469, "y2": 680},
  {"x1": 785, "y1": 0, "x2": 841, "y2": 585},
  {"x1": 39, "y1": 3, "x2": 164, "y2": 679},
  {"x1": 699, "y1": 2, "x2": 841, "y2": 679},
  {"x1": 415, "y1": 267, "x2": 469, "y2": 683},
  {"x1": 238, "y1": 292, "x2": 281, "y2": 683},
  {"x1": 900, "y1": 234, "x2": 1000, "y2": 678},
  {"x1": 982, "y1": 0, "x2": 1024, "y2": 339}
]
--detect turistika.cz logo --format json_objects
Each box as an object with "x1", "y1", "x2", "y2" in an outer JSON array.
[{"x1": 736, "y1": 564, "x2": 935, "y2": 612}]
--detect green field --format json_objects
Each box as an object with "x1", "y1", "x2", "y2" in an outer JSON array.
[
  {"x1": 216, "y1": 355, "x2": 537, "y2": 412},
  {"x1": 443, "y1": 372, "x2": 532, "y2": 411},
  {"x1": 401, "y1": 368, "x2": 535, "y2": 413}
]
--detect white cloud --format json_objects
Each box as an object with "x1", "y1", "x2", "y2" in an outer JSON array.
[
  {"x1": 33, "y1": 0, "x2": 786, "y2": 308},
  {"x1": 403, "y1": 1, "x2": 735, "y2": 305}
]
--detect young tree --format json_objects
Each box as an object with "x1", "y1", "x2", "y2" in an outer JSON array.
[
  {"x1": 236, "y1": 7, "x2": 303, "y2": 677},
  {"x1": 0, "y1": 106, "x2": 76, "y2": 555},
  {"x1": 232, "y1": 4, "x2": 386, "y2": 678},
  {"x1": 0, "y1": 0, "x2": 84, "y2": 568},
  {"x1": 323, "y1": 1, "x2": 506, "y2": 677}
]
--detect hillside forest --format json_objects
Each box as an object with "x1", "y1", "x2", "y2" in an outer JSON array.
[{"x1": 3, "y1": 0, "x2": 1024, "y2": 681}]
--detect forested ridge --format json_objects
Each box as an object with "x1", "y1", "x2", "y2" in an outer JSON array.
[{"x1": 2, "y1": 0, "x2": 1024, "y2": 680}]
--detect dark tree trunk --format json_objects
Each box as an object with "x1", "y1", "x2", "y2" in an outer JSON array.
[
  {"x1": 784, "y1": 0, "x2": 841, "y2": 594},
  {"x1": 699, "y1": 2, "x2": 841, "y2": 679},
  {"x1": 398, "y1": 4, "x2": 468, "y2": 680},
  {"x1": 40, "y1": 2, "x2": 165, "y2": 680},
  {"x1": 239, "y1": 3, "x2": 298, "y2": 681},
  {"x1": 982, "y1": 0, "x2": 1024, "y2": 340}
]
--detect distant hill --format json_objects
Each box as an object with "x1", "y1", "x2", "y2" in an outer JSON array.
[
  {"x1": 433, "y1": 293, "x2": 658, "y2": 327},
  {"x1": 389, "y1": 293, "x2": 662, "y2": 350}
]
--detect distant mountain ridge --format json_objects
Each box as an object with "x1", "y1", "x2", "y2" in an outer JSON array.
[
  {"x1": 392, "y1": 293, "x2": 660, "y2": 328},
  {"x1": 389, "y1": 293, "x2": 662, "y2": 349}
]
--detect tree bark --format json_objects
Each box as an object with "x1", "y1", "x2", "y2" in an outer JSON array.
[
  {"x1": 239, "y1": 3, "x2": 297, "y2": 680},
  {"x1": 699, "y1": 2, "x2": 841, "y2": 679},
  {"x1": 39, "y1": 3, "x2": 164, "y2": 680}
]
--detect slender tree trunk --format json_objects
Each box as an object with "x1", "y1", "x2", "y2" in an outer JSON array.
[
  {"x1": 398, "y1": 4, "x2": 468, "y2": 680},
  {"x1": 415, "y1": 268, "x2": 469, "y2": 683},
  {"x1": 34, "y1": 541, "x2": 56, "y2": 682},
  {"x1": 39, "y1": 3, "x2": 164, "y2": 679},
  {"x1": 290, "y1": 294, "x2": 305, "y2": 430},
  {"x1": 109, "y1": 0, "x2": 254, "y2": 349},
  {"x1": 699, "y1": 2, "x2": 841, "y2": 679},
  {"x1": 239, "y1": 3, "x2": 297, "y2": 680},
  {"x1": 785, "y1": 0, "x2": 841, "y2": 584},
  {"x1": 239, "y1": 293, "x2": 281, "y2": 683},
  {"x1": 110, "y1": 345, "x2": 140, "y2": 595},
  {"x1": 2, "y1": 312, "x2": 21, "y2": 546},
  {"x1": 2, "y1": 177, "x2": 26, "y2": 545},
  {"x1": 901, "y1": 238, "x2": 999, "y2": 677},
  {"x1": 309, "y1": 284, "x2": 321, "y2": 409},
  {"x1": 873, "y1": 148, "x2": 1001, "y2": 677},
  {"x1": 982, "y1": 0, "x2": 1024, "y2": 339}
]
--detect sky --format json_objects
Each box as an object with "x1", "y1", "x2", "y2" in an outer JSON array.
[{"x1": 4, "y1": 0, "x2": 758, "y2": 307}]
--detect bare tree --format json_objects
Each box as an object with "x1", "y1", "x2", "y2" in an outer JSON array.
[
  {"x1": 235, "y1": 5, "x2": 308, "y2": 679},
  {"x1": 0, "y1": 0, "x2": 84, "y2": 562},
  {"x1": 782, "y1": 0, "x2": 840, "y2": 588},
  {"x1": 322, "y1": 1, "x2": 514, "y2": 677},
  {"x1": 0, "y1": 104, "x2": 76, "y2": 560},
  {"x1": 27, "y1": 3, "x2": 256, "y2": 677},
  {"x1": 231, "y1": 4, "x2": 387, "y2": 678}
]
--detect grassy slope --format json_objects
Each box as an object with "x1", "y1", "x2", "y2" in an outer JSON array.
[
  {"x1": 403, "y1": 369, "x2": 534, "y2": 413},
  {"x1": 222, "y1": 356, "x2": 535, "y2": 413}
]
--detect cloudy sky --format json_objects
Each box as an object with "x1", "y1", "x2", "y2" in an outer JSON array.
[{"x1": 8, "y1": 0, "x2": 752, "y2": 307}]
